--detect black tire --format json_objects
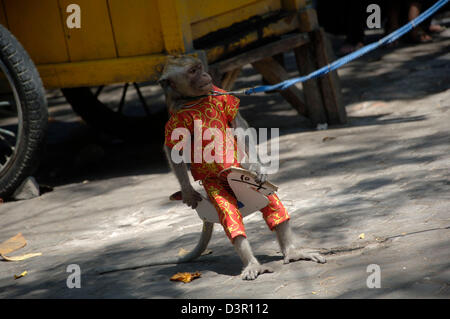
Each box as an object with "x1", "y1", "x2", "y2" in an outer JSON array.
[
  {"x1": 62, "y1": 86, "x2": 167, "y2": 141},
  {"x1": 0, "y1": 24, "x2": 47, "y2": 198}
]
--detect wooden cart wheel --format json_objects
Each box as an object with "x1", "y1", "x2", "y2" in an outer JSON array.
[
  {"x1": 62, "y1": 83, "x2": 167, "y2": 141},
  {"x1": 0, "y1": 24, "x2": 48, "y2": 199}
]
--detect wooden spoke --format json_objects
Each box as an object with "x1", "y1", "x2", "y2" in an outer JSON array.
[
  {"x1": 0, "y1": 127, "x2": 15, "y2": 138},
  {"x1": 94, "y1": 85, "x2": 105, "y2": 98},
  {"x1": 133, "y1": 82, "x2": 151, "y2": 116},
  {"x1": 118, "y1": 82, "x2": 129, "y2": 113}
]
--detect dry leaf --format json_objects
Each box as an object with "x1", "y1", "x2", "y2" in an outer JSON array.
[
  {"x1": 170, "y1": 191, "x2": 183, "y2": 201},
  {"x1": 1, "y1": 252, "x2": 42, "y2": 261},
  {"x1": 0, "y1": 233, "x2": 27, "y2": 256},
  {"x1": 358, "y1": 233, "x2": 365, "y2": 239},
  {"x1": 170, "y1": 272, "x2": 201, "y2": 283},
  {"x1": 0, "y1": 233, "x2": 42, "y2": 262},
  {"x1": 322, "y1": 136, "x2": 336, "y2": 142},
  {"x1": 14, "y1": 271, "x2": 28, "y2": 280},
  {"x1": 178, "y1": 248, "x2": 189, "y2": 257}
]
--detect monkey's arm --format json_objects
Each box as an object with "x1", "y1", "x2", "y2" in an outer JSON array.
[
  {"x1": 231, "y1": 112, "x2": 267, "y2": 183},
  {"x1": 163, "y1": 145, "x2": 202, "y2": 209}
]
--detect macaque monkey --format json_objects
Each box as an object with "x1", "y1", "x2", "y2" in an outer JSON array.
[
  {"x1": 160, "y1": 55, "x2": 325, "y2": 280},
  {"x1": 97, "y1": 56, "x2": 325, "y2": 278}
]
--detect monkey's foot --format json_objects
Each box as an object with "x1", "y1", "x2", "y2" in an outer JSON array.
[
  {"x1": 283, "y1": 248, "x2": 326, "y2": 264},
  {"x1": 241, "y1": 263, "x2": 273, "y2": 280}
]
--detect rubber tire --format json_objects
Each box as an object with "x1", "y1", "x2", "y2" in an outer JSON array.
[
  {"x1": 0, "y1": 24, "x2": 48, "y2": 199},
  {"x1": 62, "y1": 87, "x2": 167, "y2": 141}
]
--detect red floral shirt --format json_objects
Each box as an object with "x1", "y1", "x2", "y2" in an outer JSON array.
[{"x1": 164, "y1": 86, "x2": 241, "y2": 181}]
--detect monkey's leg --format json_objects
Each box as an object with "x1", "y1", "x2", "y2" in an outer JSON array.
[
  {"x1": 260, "y1": 194, "x2": 326, "y2": 264},
  {"x1": 233, "y1": 236, "x2": 273, "y2": 280},
  {"x1": 275, "y1": 220, "x2": 326, "y2": 264},
  {"x1": 202, "y1": 178, "x2": 273, "y2": 280},
  {"x1": 96, "y1": 221, "x2": 214, "y2": 274}
]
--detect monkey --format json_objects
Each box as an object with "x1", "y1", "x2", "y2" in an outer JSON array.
[{"x1": 96, "y1": 56, "x2": 325, "y2": 278}]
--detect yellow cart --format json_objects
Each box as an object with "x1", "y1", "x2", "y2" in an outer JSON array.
[{"x1": 0, "y1": 0, "x2": 345, "y2": 197}]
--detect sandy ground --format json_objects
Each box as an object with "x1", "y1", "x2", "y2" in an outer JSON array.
[{"x1": 0, "y1": 27, "x2": 449, "y2": 298}]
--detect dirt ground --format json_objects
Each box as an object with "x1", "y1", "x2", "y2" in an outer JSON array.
[{"x1": 0, "y1": 25, "x2": 449, "y2": 298}]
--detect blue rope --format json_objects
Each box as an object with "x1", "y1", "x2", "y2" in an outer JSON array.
[{"x1": 243, "y1": 0, "x2": 448, "y2": 95}]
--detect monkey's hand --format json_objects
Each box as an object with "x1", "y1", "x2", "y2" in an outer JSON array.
[
  {"x1": 181, "y1": 187, "x2": 203, "y2": 209},
  {"x1": 241, "y1": 162, "x2": 268, "y2": 184},
  {"x1": 255, "y1": 168, "x2": 268, "y2": 185}
]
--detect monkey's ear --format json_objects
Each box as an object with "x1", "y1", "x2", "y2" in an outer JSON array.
[
  {"x1": 158, "y1": 78, "x2": 170, "y2": 89},
  {"x1": 159, "y1": 79, "x2": 177, "y2": 91}
]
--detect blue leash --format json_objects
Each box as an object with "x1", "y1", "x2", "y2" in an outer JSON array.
[{"x1": 229, "y1": 0, "x2": 449, "y2": 96}]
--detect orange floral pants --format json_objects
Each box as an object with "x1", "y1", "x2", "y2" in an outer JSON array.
[{"x1": 202, "y1": 176, "x2": 290, "y2": 242}]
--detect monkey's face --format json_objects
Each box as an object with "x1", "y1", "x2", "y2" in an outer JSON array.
[
  {"x1": 170, "y1": 62, "x2": 212, "y2": 97},
  {"x1": 187, "y1": 62, "x2": 213, "y2": 96}
]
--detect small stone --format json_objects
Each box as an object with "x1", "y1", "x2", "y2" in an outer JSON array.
[
  {"x1": 12, "y1": 176, "x2": 40, "y2": 200},
  {"x1": 316, "y1": 123, "x2": 328, "y2": 130}
]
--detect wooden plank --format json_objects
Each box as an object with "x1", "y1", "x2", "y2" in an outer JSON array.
[
  {"x1": 107, "y1": 0, "x2": 164, "y2": 57},
  {"x1": 59, "y1": 0, "x2": 117, "y2": 62},
  {"x1": 37, "y1": 49, "x2": 205, "y2": 89},
  {"x1": 221, "y1": 68, "x2": 241, "y2": 91},
  {"x1": 188, "y1": 0, "x2": 261, "y2": 23},
  {"x1": 3, "y1": 0, "x2": 69, "y2": 64},
  {"x1": 37, "y1": 53, "x2": 168, "y2": 89},
  {"x1": 297, "y1": 0, "x2": 319, "y2": 32},
  {"x1": 190, "y1": 0, "x2": 280, "y2": 40},
  {"x1": 294, "y1": 45, "x2": 327, "y2": 125},
  {"x1": 252, "y1": 57, "x2": 307, "y2": 116},
  {"x1": 281, "y1": 0, "x2": 302, "y2": 11},
  {"x1": 299, "y1": 9, "x2": 319, "y2": 32},
  {"x1": 312, "y1": 28, "x2": 346, "y2": 124},
  {"x1": 262, "y1": 52, "x2": 285, "y2": 87},
  {"x1": 205, "y1": 12, "x2": 301, "y2": 63},
  {"x1": 210, "y1": 33, "x2": 309, "y2": 73},
  {"x1": 158, "y1": 0, "x2": 193, "y2": 54}
]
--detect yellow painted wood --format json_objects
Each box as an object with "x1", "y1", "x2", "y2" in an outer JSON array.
[
  {"x1": 3, "y1": 0, "x2": 306, "y2": 89},
  {"x1": 190, "y1": 0, "x2": 280, "y2": 40},
  {"x1": 38, "y1": 54, "x2": 168, "y2": 89},
  {"x1": 281, "y1": 0, "x2": 302, "y2": 11},
  {"x1": 3, "y1": 0, "x2": 69, "y2": 64},
  {"x1": 107, "y1": 0, "x2": 164, "y2": 57},
  {"x1": 299, "y1": 8, "x2": 318, "y2": 32},
  {"x1": 291, "y1": 0, "x2": 318, "y2": 31},
  {"x1": 59, "y1": 0, "x2": 117, "y2": 61},
  {"x1": 157, "y1": 0, "x2": 192, "y2": 54},
  {"x1": 38, "y1": 50, "x2": 205, "y2": 89},
  {"x1": 0, "y1": 1, "x2": 8, "y2": 27},
  {"x1": 188, "y1": 0, "x2": 259, "y2": 23}
]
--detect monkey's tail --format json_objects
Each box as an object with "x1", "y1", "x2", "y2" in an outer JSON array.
[{"x1": 95, "y1": 221, "x2": 214, "y2": 275}]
